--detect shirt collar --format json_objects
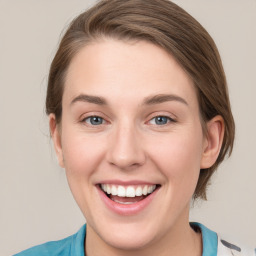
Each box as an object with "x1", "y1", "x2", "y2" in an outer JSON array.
[{"x1": 190, "y1": 222, "x2": 218, "y2": 256}]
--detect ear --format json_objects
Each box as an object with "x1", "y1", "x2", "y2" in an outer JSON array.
[
  {"x1": 49, "y1": 114, "x2": 64, "y2": 168},
  {"x1": 200, "y1": 115, "x2": 225, "y2": 169}
]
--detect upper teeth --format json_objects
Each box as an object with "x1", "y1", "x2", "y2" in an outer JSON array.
[{"x1": 101, "y1": 184, "x2": 156, "y2": 197}]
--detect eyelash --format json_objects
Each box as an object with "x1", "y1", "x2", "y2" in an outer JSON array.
[
  {"x1": 81, "y1": 115, "x2": 176, "y2": 127},
  {"x1": 148, "y1": 116, "x2": 176, "y2": 126},
  {"x1": 82, "y1": 116, "x2": 106, "y2": 126}
]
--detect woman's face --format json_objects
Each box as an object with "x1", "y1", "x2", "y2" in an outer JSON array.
[{"x1": 52, "y1": 39, "x2": 209, "y2": 251}]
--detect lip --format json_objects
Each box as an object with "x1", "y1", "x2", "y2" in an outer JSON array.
[{"x1": 96, "y1": 182, "x2": 160, "y2": 216}]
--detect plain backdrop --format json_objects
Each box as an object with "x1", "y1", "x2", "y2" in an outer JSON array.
[{"x1": 0, "y1": 0, "x2": 255, "y2": 255}]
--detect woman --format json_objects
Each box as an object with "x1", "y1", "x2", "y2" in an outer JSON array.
[{"x1": 14, "y1": 0, "x2": 254, "y2": 255}]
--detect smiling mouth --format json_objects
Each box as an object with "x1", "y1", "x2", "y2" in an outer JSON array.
[{"x1": 100, "y1": 184, "x2": 160, "y2": 204}]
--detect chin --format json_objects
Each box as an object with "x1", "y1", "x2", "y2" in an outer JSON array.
[
  {"x1": 87, "y1": 216, "x2": 160, "y2": 252},
  {"x1": 101, "y1": 228, "x2": 156, "y2": 251}
]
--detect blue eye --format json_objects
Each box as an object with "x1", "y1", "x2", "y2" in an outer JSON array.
[
  {"x1": 84, "y1": 116, "x2": 104, "y2": 125},
  {"x1": 149, "y1": 116, "x2": 173, "y2": 125}
]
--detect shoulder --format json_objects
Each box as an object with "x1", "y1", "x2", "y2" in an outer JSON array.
[
  {"x1": 13, "y1": 236, "x2": 73, "y2": 256},
  {"x1": 217, "y1": 235, "x2": 255, "y2": 256},
  {"x1": 190, "y1": 222, "x2": 255, "y2": 256},
  {"x1": 13, "y1": 225, "x2": 86, "y2": 256}
]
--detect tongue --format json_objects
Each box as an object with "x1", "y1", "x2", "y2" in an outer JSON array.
[{"x1": 110, "y1": 195, "x2": 146, "y2": 204}]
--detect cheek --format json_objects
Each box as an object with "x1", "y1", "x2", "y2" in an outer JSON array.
[
  {"x1": 61, "y1": 129, "x2": 106, "y2": 177},
  {"x1": 60, "y1": 128, "x2": 107, "y2": 215},
  {"x1": 148, "y1": 129, "x2": 203, "y2": 190}
]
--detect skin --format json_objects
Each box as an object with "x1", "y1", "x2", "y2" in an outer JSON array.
[{"x1": 50, "y1": 39, "x2": 224, "y2": 256}]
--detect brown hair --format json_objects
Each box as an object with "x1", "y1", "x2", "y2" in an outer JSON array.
[{"x1": 46, "y1": 0, "x2": 235, "y2": 200}]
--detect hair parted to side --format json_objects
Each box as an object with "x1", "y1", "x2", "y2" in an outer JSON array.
[{"x1": 46, "y1": 0, "x2": 235, "y2": 200}]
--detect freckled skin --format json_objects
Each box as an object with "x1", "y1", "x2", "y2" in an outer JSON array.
[{"x1": 50, "y1": 39, "x2": 223, "y2": 256}]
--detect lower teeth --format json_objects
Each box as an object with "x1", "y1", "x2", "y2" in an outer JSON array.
[
  {"x1": 108, "y1": 194, "x2": 147, "y2": 204},
  {"x1": 112, "y1": 200, "x2": 136, "y2": 205}
]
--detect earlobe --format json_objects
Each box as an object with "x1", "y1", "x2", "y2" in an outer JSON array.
[
  {"x1": 49, "y1": 114, "x2": 64, "y2": 168},
  {"x1": 200, "y1": 115, "x2": 225, "y2": 169}
]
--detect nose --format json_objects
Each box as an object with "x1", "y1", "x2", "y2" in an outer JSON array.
[{"x1": 106, "y1": 122, "x2": 146, "y2": 170}]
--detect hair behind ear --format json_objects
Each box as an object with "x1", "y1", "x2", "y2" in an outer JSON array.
[{"x1": 194, "y1": 115, "x2": 225, "y2": 200}]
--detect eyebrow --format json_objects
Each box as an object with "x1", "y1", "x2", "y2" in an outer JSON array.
[
  {"x1": 142, "y1": 94, "x2": 188, "y2": 106},
  {"x1": 71, "y1": 94, "x2": 107, "y2": 105},
  {"x1": 70, "y1": 93, "x2": 188, "y2": 106}
]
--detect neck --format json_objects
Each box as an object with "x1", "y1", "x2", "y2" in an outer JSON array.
[{"x1": 85, "y1": 206, "x2": 202, "y2": 256}]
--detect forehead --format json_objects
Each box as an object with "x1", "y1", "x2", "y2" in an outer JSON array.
[{"x1": 63, "y1": 39, "x2": 198, "y2": 107}]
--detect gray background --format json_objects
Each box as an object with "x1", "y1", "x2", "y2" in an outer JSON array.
[{"x1": 0, "y1": 0, "x2": 255, "y2": 255}]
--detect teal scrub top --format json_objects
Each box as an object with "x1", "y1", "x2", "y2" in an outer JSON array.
[{"x1": 12, "y1": 223, "x2": 220, "y2": 256}]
